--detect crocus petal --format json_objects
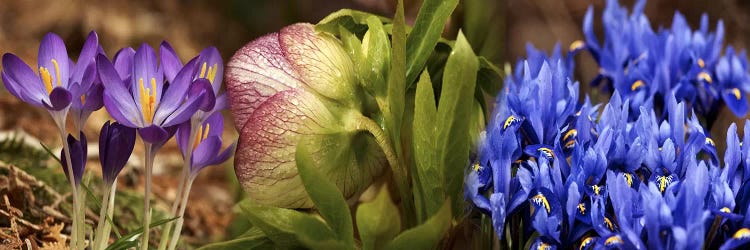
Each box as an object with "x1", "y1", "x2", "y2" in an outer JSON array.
[
  {"x1": 132, "y1": 44, "x2": 163, "y2": 110},
  {"x1": 99, "y1": 54, "x2": 141, "y2": 127},
  {"x1": 204, "y1": 112, "x2": 224, "y2": 138},
  {"x1": 113, "y1": 47, "x2": 135, "y2": 82},
  {"x1": 154, "y1": 58, "x2": 198, "y2": 120},
  {"x1": 212, "y1": 93, "x2": 229, "y2": 113},
  {"x1": 191, "y1": 78, "x2": 216, "y2": 111},
  {"x1": 2, "y1": 53, "x2": 46, "y2": 105},
  {"x1": 61, "y1": 132, "x2": 87, "y2": 185},
  {"x1": 158, "y1": 87, "x2": 205, "y2": 127},
  {"x1": 71, "y1": 31, "x2": 98, "y2": 86},
  {"x1": 82, "y1": 83, "x2": 104, "y2": 111},
  {"x1": 43, "y1": 87, "x2": 72, "y2": 111},
  {"x1": 196, "y1": 46, "x2": 224, "y2": 93},
  {"x1": 138, "y1": 125, "x2": 169, "y2": 144},
  {"x1": 160, "y1": 41, "x2": 183, "y2": 83},
  {"x1": 1, "y1": 72, "x2": 24, "y2": 102},
  {"x1": 207, "y1": 142, "x2": 236, "y2": 166},
  {"x1": 176, "y1": 121, "x2": 192, "y2": 157},
  {"x1": 38, "y1": 33, "x2": 70, "y2": 88},
  {"x1": 191, "y1": 136, "x2": 222, "y2": 174},
  {"x1": 100, "y1": 121, "x2": 136, "y2": 184}
]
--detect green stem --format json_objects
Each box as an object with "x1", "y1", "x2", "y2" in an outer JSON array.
[
  {"x1": 93, "y1": 184, "x2": 111, "y2": 249},
  {"x1": 167, "y1": 176, "x2": 194, "y2": 250},
  {"x1": 141, "y1": 143, "x2": 155, "y2": 250},
  {"x1": 353, "y1": 114, "x2": 415, "y2": 226}
]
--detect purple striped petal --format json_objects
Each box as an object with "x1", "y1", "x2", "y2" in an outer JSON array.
[
  {"x1": 138, "y1": 124, "x2": 169, "y2": 144},
  {"x1": 38, "y1": 33, "x2": 70, "y2": 88},
  {"x1": 160, "y1": 41, "x2": 183, "y2": 83},
  {"x1": 82, "y1": 83, "x2": 104, "y2": 111},
  {"x1": 212, "y1": 93, "x2": 228, "y2": 113},
  {"x1": 43, "y1": 87, "x2": 72, "y2": 111},
  {"x1": 159, "y1": 90, "x2": 205, "y2": 127},
  {"x1": 2, "y1": 53, "x2": 46, "y2": 105},
  {"x1": 176, "y1": 121, "x2": 192, "y2": 158},
  {"x1": 154, "y1": 58, "x2": 198, "y2": 120},
  {"x1": 103, "y1": 93, "x2": 138, "y2": 128},
  {"x1": 71, "y1": 31, "x2": 98, "y2": 87},
  {"x1": 190, "y1": 78, "x2": 215, "y2": 111},
  {"x1": 132, "y1": 44, "x2": 163, "y2": 110},
  {"x1": 113, "y1": 47, "x2": 135, "y2": 82},
  {"x1": 2, "y1": 72, "x2": 25, "y2": 102},
  {"x1": 99, "y1": 54, "x2": 141, "y2": 127},
  {"x1": 204, "y1": 112, "x2": 224, "y2": 138},
  {"x1": 207, "y1": 142, "x2": 235, "y2": 166}
]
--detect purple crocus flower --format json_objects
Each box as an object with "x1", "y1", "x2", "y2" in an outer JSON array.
[
  {"x1": 97, "y1": 44, "x2": 206, "y2": 144},
  {"x1": 61, "y1": 132, "x2": 88, "y2": 186},
  {"x1": 69, "y1": 31, "x2": 105, "y2": 132},
  {"x1": 161, "y1": 43, "x2": 226, "y2": 119},
  {"x1": 99, "y1": 121, "x2": 136, "y2": 184},
  {"x1": 176, "y1": 112, "x2": 235, "y2": 177},
  {"x1": 2, "y1": 32, "x2": 99, "y2": 119}
]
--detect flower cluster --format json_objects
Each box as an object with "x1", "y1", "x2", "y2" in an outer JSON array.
[
  {"x1": 466, "y1": 1, "x2": 750, "y2": 249},
  {"x1": 576, "y1": 0, "x2": 750, "y2": 126},
  {"x1": 1, "y1": 32, "x2": 233, "y2": 249}
]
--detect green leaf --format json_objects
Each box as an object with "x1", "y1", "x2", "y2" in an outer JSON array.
[
  {"x1": 237, "y1": 199, "x2": 348, "y2": 249},
  {"x1": 405, "y1": 0, "x2": 459, "y2": 86},
  {"x1": 435, "y1": 31, "x2": 478, "y2": 215},
  {"x1": 197, "y1": 227, "x2": 274, "y2": 250},
  {"x1": 477, "y1": 56, "x2": 503, "y2": 96},
  {"x1": 356, "y1": 185, "x2": 401, "y2": 250},
  {"x1": 296, "y1": 144, "x2": 355, "y2": 247},
  {"x1": 412, "y1": 69, "x2": 442, "y2": 221},
  {"x1": 104, "y1": 217, "x2": 179, "y2": 250},
  {"x1": 384, "y1": 200, "x2": 452, "y2": 250},
  {"x1": 339, "y1": 25, "x2": 363, "y2": 68},
  {"x1": 316, "y1": 9, "x2": 391, "y2": 36},
  {"x1": 360, "y1": 15, "x2": 391, "y2": 94}
]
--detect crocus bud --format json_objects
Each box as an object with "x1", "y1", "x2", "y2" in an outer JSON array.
[
  {"x1": 226, "y1": 23, "x2": 386, "y2": 208},
  {"x1": 61, "y1": 132, "x2": 87, "y2": 186},
  {"x1": 99, "y1": 121, "x2": 136, "y2": 184}
]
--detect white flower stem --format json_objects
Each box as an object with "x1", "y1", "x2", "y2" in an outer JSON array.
[
  {"x1": 93, "y1": 180, "x2": 117, "y2": 250},
  {"x1": 54, "y1": 112, "x2": 83, "y2": 249},
  {"x1": 167, "y1": 176, "x2": 194, "y2": 250},
  {"x1": 141, "y1": 143, "x2": 155, "y2": 250}
]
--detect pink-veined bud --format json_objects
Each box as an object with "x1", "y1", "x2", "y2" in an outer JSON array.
[{"x1": 226, "y1": 23, "x2": 385, "y2": 208}]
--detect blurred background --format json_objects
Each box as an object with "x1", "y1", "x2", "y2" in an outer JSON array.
[{"x1": 1, "y1": 0, "x2": 750, "y2": 247}]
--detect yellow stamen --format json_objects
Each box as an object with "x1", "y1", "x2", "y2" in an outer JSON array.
[
  {"x1": 51, "y1": 59, "x2": 62, "y2": 87},
  {"x1": 604, "y1": 235, "x2": 623, "y2": 245},
  {"x1": 138, "y1": 78, "x2": 157, "y2": 124},
  {"x1": 570, "y1": 40, "x2": 585, "y2": 52},
  {"x1": 698, "y1": 58, "x2": 706, "y2": 68},
  {"x1": 631, "y1": 80, "x2": 645, "y2": 91},
  {"x1": 199, "y1": 62, "x2": 207, "y2": 78},
  {"x1": 721, "y1": 207, "x2": 732, "y2": 213},
  {"x1": 698, "y1": 72, "x2": 712, "y2": 83},
  {"x1": 81, "y1": 95, "x2": 86, "y2": 105},
  {"x1": 193, "y1": 123, "x2": 211, "y2": 150},
  {"x1": 734, "y1": 228, "x2": 750, "y2": 239},
  {"x1": 531, "y1": 193, "x2": 551, "y2": 213},
  {"x1": 579, "y1": 237, "x2": 595, "y2": 250},
  {"x1": 40, "y1": 67, "x2": 54, "y2": 93},
  {"x1": 563, "y1": 129, "x2": 578, "y2": 141},
  {"x1": 208, "y1": 63, "x2": 218, "y2": 83},
  {"x1": 732, "y1": 88, "x2": 742, "y2": 100}
]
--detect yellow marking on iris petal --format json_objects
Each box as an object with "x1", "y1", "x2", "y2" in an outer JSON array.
[
  {"x1": 733, "y1": 228, "x2": 750, "y2": 239},
  {"x1": 531, "y1": 193, "x2": 551, "y2": 213},
  {"x1": 631, "y1": 80, "x2": 645, "y2": 91},
  {"x1": 537, "y1": 242, "x2": 551, "y2": 250},
  {"x1": 657, "y1": 175, "x2": 673, "y2": 193},
  {"x1": 51, "y1": 59, "x2": 61, "y2": 87},
  {"x1": 565, "y1": 140, "x2": 576, "y2": 149},
  {"x1": 604, "y1": 235, "x2": 623, "y2": 245},
  {"x1": 706, "y1": 138, "x2": 715, "y2": 147},
  {"x1": 40, "y1": 66, "x2": 54, "y2": 93},
  {"x1": 579, "y1": 237, "x2": 595, "y2": 250},
  {"x1": 604, "y1": 217, "x2": 615, "y2": 230},
  {"x1": 570, "y1": 40, "x2": 585, "y2": 51},
  {"x1": 138, "y1": 78, "x2": 158, "y2": 124},
  {"x1": 624, "y1": 173, "x2": 634, "y2": 187},
  {"x1": 473, "y1": 162, "x2": 481, "y2": 172},
  {"x1": 698, "y1": 58, "x2": 706, "y2": 68},
  {"x1": 503, "y1": 115, "x2": 519, "y2": 130},
  {"x1": 539, "y1": 147, "x2": 554, "y2": 159},
  {"x1": 592, "y1": 185, "x2": 601, "y2": 196},
  {"x1": 698, "y1": 72, "x2": 712, "y2": 83},
  {"x1": 564, "y1": 129, "x2": 578, "y2": 141},
  {"x1": 578, "y1": 203, "x2": 586, "y2": 214},
  {"x1": 721, "y1": 207, "x2": 732, "y2": 213},
  {"x1": 732, "y1": 88, "x2": 742, "y2": 100}
]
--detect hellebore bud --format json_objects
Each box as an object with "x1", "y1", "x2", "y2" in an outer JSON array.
[{"x1": 226, "y1": 23, "x2": 386, "y2": 208}]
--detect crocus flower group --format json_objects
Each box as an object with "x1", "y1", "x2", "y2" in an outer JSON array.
[
  {"x1": 1, "y1": 31, "x2": 233, "y2": 249},
  {"x1": 466, "y1": 1, "x2": 750, "y2": 249}
]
